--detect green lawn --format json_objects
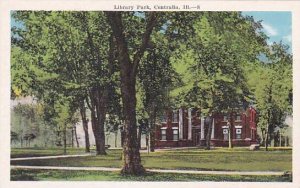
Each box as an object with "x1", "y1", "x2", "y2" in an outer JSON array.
[
  {"x1": 11, "y1": 147, "x2": 292, "y2": 172},
  {"x1": 11, "y1": 147, "x2": 87, "y2": 158},
  {"x1": 10, "y1": 169, "x2": 292, "y2": 182}
]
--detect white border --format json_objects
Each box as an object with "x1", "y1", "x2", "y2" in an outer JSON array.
[{"x1": 1, "y1": 1, "x2": 299, "y2": 188}]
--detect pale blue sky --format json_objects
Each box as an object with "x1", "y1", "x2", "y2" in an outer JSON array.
[{"x1": 242, "y1": 11, "x2": 292, "y2": 51}]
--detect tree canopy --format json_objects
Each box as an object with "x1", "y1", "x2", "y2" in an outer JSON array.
[{"x1": 11, "y1": 11, "x2": 292, "y2": 174}]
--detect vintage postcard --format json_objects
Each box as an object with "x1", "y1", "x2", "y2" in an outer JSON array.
[{"x1": 0, "y1": 0, "x2": 299, "y2": 188}]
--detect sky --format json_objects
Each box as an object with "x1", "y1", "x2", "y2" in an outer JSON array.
[{"x1": 242, "y1": 11, "x2": 292, "y2": 51}]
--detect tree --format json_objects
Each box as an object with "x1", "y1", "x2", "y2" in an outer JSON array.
[
  {"x1": 11, "y1": 11, "x2": 121, "y2": 155},
  {"x1": 11, "y1": 103, "x2": 38, "y2": 147},
  {"x1": 78, "y1": 100, "x2": 90, "y2": 152},
  {"x1": 51, "y1": 96, "x2": 79, "y2": 154},
  {"x1": 11, "y1": 131, "x2": 19, "y2": 145},
  {"x1": 138, "y1": 33, "x2": 177, "y2": 152},
  {"x1": 170, "y1": 13, "x2": 266, "y2": 149},
  {"x1": 105, "y1": 12, "x2": 159, "y2": 175},
  {"x1": 249, "y1": 42, "x2": 292, "y2": 150}
]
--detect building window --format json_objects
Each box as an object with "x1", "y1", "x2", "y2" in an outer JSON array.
[
  {"x1": 223, "y1": 129, "x2": 229, "y2": 140},
  {"x1": 236, "y1": 115, "x2": 241, "y2": 121},
  {"x1": 172, "y1": 110, "x2": 178, "y2": 122},
  {"x1": 224, "y1": 115, "x2": 227, "y2": 121},
  {"x1": 173, "y1": 129, "x2": 178, "y2": 141},
  {"x1": 236, "y1": 128, "x2": 242, "y2": 139},
  {"x1": 161, "y1": 129, "x2": 167, "y2": 140},
  {"x1": 161, "y1": 115, "x2": 167, "y2": 123}
]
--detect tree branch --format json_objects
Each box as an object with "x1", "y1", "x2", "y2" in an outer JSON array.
[
  {"x1": 105, "y1": 12, "x2": 132, "y2": 75},
  {"x1": 85, "y1": 92, "x2": 93, "y2": 111},
  {"x1": 131, "y1": 12, "x2": 158, "y2": 78},
  {"x1": 105, "y1": 12, "x2": 158, "y2": 80}
]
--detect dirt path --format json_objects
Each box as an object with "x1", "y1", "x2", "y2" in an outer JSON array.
[{"x1": 10, "y1": 165, "x2": 285, "y2": 176}]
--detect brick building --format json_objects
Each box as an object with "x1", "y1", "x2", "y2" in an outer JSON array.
[{"x1": 155, "y1": 107, "x2": 258, "y2": 148}]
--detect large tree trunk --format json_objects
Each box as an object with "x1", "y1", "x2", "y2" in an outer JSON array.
[
  {"x1": 88, "y1": 89, "x2": 107, "y2": 155},
  {"x1": 120, "y1": 77, "x2": 145, "y2": 175},
  {"x1": 105, "y1": 11, "x2": 157, "y2": 175},
  {"x1": 95, "y1": 88, "x2": 107, "y2": 155},
  {"x1": 121, "y1": 131, "x2": 124, "y2": 147},
  {"x1": 80, "y1": 102, "x2": 90, "y2": 152},
  {"x1": 90, "y1": 108, "x2": 105, "y2": 155},
  {"x1": 150, "y1": 129, "x2": 155, "y2": 152},
  {"x1": 146, "y1": 134, "x2": 150, "y2": 153}
]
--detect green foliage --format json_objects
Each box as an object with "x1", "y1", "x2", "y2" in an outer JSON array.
[
  {"x1": 170, "y1": 13, "x2": 264, "y2": 115},
  {"x1": 246, "y1": 42, "x2": 292, "y2": 147},
  {"x1": 137, "y1": 31, "x2": 178, "y2": 123},
  {"x1": 11, "y1": 12, "x2": 122, "y2": 151}
]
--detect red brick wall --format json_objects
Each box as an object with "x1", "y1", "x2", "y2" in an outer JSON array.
[{"x1": 155, "y1": 107, "x2": 258, "y2": 148}]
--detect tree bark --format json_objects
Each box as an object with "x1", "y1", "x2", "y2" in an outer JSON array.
[
  {"x1": 150, "y1": 129, "x2": 155, "y2": 152},
  {"x1": 146, "y1": 134, "x2": 150, "y2": 154},
  {"x1": 205, "y1": 115, "x2": 213, "y2": 150},
  {"x1": 80, "y1": 101, "x2": 90, "y2": 152},
  {"x1": 95, "y1": 88, "x2": 107, "y2": 155},
  {"x1": 105, "y1": 11, "x2": 158, "y2": 175},
  {"x1": 120, "y1": 77, "x2": 145, "y2": 175},
  {"x1": 87, "y1": 88, "x2": 107, "y2": 155}
]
